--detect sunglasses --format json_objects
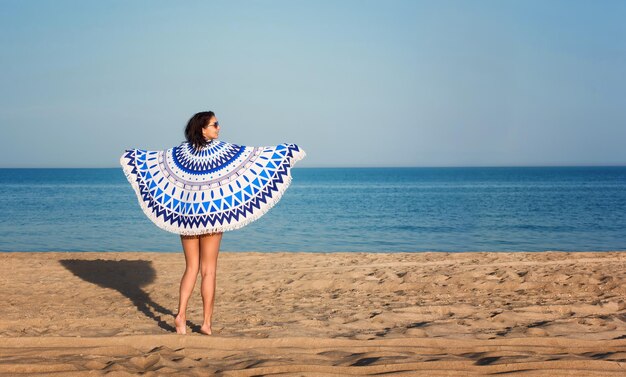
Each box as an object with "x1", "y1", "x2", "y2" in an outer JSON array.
[{"x1": 207, "y1": 121, "x2": 219, "y2": 128}]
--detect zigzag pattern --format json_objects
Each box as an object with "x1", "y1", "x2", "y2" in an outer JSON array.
[
  {"x1": 172, "y1": 141, "x2": 245, "y2": 175},
  {"x1": 121, "y1": 142, "x2": 305, "y2": 233}
]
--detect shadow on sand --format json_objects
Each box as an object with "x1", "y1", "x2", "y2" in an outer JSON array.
[{"x1": 59, "y1": 258, "x2": 181, "y2": 333}]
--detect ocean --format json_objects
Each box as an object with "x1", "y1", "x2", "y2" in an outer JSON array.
[{"x1": 0, "y1": 167, "x2": 625, "y2": 253}]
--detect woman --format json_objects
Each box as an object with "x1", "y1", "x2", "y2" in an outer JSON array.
[
  {"x1": 175, "y1": 111, "x2": 223, "y2": 335},
  {"x1": 120, "y1": 111, "x2": 306, "y2": 335}
]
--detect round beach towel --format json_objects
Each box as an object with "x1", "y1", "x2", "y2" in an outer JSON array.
[{"x1": 120, "y1": 139, "x2": 306, "y2": 235}]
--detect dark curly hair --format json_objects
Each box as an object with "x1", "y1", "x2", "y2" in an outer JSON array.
[{"x1": 184, "y1": 111, "x2": 215, "y2": 150}]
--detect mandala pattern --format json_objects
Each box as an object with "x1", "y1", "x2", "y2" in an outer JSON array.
[{"x1": 120, "y1": 139, "x2": 306, "y2": 235}]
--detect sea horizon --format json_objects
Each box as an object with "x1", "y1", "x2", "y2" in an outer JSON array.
[
  {"x1": 1, "y1": 166, "x2": 625, "y2": 253},
  {"x1": 1, "y1": 164, "x2": 625, "y2": 169}
]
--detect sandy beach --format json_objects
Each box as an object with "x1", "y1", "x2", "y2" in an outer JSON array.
[{"x1": 1, "y1": 250, "x2": 625, "y2": 376}]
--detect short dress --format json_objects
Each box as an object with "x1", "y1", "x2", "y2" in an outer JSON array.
[{"x1": 120, "y1": 139, "x2": 306, "y2": 235}]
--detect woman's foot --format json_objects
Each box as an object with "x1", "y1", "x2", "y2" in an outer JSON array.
[
  {"x1": 174, "y1": 314, "x2": 187, "y2": 335},
  {"x1": 200, "y1": 323, "x2": 212, "y2": 335}
]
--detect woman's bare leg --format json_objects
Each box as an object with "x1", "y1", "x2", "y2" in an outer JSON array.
[
  {"x1": 199, "y1": 232, "x2": 223, "y2": 335},
  {"x1": 175, "y1": 235, "x2": 201, "y2": 334}
]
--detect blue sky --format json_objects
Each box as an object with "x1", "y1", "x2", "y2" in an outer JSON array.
[{"x1": 1, "y1": 0, "x2": 625, "y2": 167}]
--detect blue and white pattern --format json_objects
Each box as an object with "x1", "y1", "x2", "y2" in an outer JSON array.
[{"x1": 120, "y1": 139, "x2": 306, "y2": 235}]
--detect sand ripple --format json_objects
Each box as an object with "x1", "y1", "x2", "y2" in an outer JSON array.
[{"x1": 1, "y1": 250, "x2": 625, "y2": 375}]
